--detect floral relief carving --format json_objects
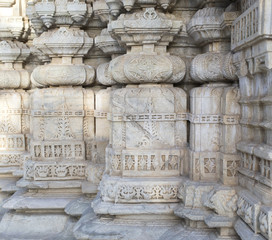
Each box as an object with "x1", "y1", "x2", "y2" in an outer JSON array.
[{"x1": 124, "y1": 55, "x2": 172, "y2": 83}]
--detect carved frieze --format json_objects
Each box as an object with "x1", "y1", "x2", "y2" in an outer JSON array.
[
  {"x1": 100, "y1": 176, "x2": 180, "y2": 203},
  {"x1": 95, "y1": 28, "x2": 125, "y2": 56}
]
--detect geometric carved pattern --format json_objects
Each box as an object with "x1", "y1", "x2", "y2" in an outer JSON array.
[
  {"x1": 101, "y1": 181, "x2": 180, "y2": 203},
  {"x1": 204, "y1": 158, "x2": 216, "y2": 173},
  {"x1": 0, "y1": 153, "x2": 23, "y2": 166},
  {"x1": 190, "y1": 151, "x2": 219, "y2": 181},
  {"x1": 31, "y1": 141, "x2": 85, "y2": 160},
  {"x1": 107, "y1": 149, "x2": 182, "y2": 177},
  {"x1": 226, "y1": 160, "x2": 240, "y2": 177},
  {"x1": 0, "y1": 134, "x2": 25, "y2": 151}
]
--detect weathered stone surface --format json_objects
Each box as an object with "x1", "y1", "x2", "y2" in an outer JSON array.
[{"x1": 0, "y1": 0, "x2": 272, "y2": 239}]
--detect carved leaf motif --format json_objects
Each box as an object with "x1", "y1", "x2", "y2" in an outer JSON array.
[
  {"x1": 54, "y1": 117, "x2": 75, "y2": 140},
  {"x1": 138, "y1": 99, "x2": 161, "y2": 147},
  {"x1": 0, "y1": 115, "x2": 17, "y2": 133},
  {"x1": 83, "y1": 118, "x2": 89, "y2": 138}
]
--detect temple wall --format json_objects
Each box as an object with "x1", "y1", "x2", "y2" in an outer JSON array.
[{"x1": 0, "y1": 0, "x2": 271, "y2": 239}]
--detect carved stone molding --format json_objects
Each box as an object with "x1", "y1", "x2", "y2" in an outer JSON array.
[
  {"x1": 103, "y1": 53, "x2": 185, "y2": 84},
  {"x1": 26, "y1": 0, "x2": 93, "y2": 32},
  {"x1": 33, "y1": 27, "x2": 93, "y2": 58},
  {"x1": 100, "y1": 175, "x2": 181, "y2": 203},
  {"x1": 96, "y1": 62, "x2": 116, "y2": 85},
  {"x1": 109, "y1": 8, "x2": 184, "y2": 48},
  {"x1": 190, "y1": 52, "x2": 237, "y2": 83},
  {"x1": 96, "y1": 8, "x2": 186, "y2": 85},
  {"x1": 30, "y1": 27, "x2": 95, "y2": 87},
  {"x1": 93, "y1": 0, "x2": 110, "y2": 23},
  {"x1": 31, "y1": 64, "x2": 95, "y2": 87},
  {"x1": 95, "y1": 28, "x2": 125, "y2": 56},
  {"x1": 105, "y1": 0, "x2": 177, "y2": 16},
  {"x1": 188, "y1": 7, "x2": 239, "y2": 45},
  {"x1": 0, "y1": 41, "x2": 30, "y2": 89},
  {"x1": 0, "y1": 16, "x2": 30, "y2": 40}
]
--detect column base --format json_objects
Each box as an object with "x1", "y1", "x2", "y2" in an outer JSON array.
[
  {"x1": 0, "y1": 211, "x2": 77, "y2": 240},
  {"x1": 0, "y1": 180, "x2": 90, "y2": 240},
  {"x1": 73, "y1": 194, "x2": 236, "y2": 240},
  {"x1": 73, "y1": 208, "x2": 219, "y2": 240}
]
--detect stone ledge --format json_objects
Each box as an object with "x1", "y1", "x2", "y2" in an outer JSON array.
[{"x1": 234, "y1": 219, "x2": 265, "y2": 240}]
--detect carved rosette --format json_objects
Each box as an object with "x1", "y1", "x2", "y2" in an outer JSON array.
[
  {"x1": 31, "y1": 27, "x2": 95, "y2": 87},
  {"x1": 190, "y1": 52, "x2": 237, "y2": 83}
]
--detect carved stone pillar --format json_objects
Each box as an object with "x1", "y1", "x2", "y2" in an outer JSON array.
[
  {"x1": 0, "y1": 0, "x2": 97, "y2": 238},
  {"x1": 174, "y1": 2, "x2": 241, "y2": 239},
  {"x1": 74, "y1": 6, "x2": 190, "y2": 239},
  {"x1": 0, "y1": 40, "x2": 30, "y2": 212}
]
